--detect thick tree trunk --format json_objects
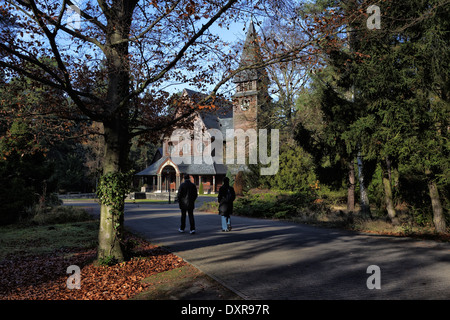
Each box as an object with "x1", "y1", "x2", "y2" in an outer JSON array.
[
  {"x1": 97, "y1": 123, "x2": 131, "y2": 263},
  {"x1": 98, "y1": 202, "x2": 125, "y2": 262},
  {"x1": 426, "y1": 169, "x2": 446, "y2": 233},
  {"x1": 347, "y1": 160, "x2": 356, "y2": 212},
  {"x1": 381, "y1": 158, "x2": 398, "y2": 225},
  {"x1": 96, "y1": 2, "x2": 136, "y2": 263}
]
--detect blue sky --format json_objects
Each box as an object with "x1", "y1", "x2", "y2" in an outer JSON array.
[
  {"x1": 172, "y1": 19, "x2": 260, "y2": 96},
  {"x1": 8, "y1": 1, "x2": 261, "y2": 98}
]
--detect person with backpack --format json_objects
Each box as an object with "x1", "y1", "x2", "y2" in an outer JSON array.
[
  {"x1": 177, "y1": 174, "x2": 198, "y2": 234},
  {"x1": 218, "y1": 177, "x2": 236, "y2": 232}
]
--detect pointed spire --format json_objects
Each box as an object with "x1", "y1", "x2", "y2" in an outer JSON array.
[
  {"x1": 243, "y1": 20, "x2": 257, "y2": 49},
  {"x1": 233, "y1": 21, "x2": 264, "y2": 83}
]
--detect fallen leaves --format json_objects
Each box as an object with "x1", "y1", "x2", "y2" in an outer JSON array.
[{"x1": 0, "y1": 234, "x2": 186, "y2": 300}]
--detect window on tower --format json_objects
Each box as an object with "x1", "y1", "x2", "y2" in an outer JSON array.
[{"x1": 237, "y1": 82, "x2": 253, "y2": 92}]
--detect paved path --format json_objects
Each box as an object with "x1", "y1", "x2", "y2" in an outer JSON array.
[{"x1": 67, "y1": 200, "x2": 450, "y2": 300}]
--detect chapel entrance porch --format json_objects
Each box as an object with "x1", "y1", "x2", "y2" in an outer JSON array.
[{"x1": 140, "y1": 174, "x2": 225, "y2": 194}]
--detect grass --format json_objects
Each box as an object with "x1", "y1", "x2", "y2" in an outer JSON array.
[
  {"x1": 125, "y1": 199, "x2": 169, "y2": 204},
  {"x1": 1, "y1": 204, "x2": 238, "y2": 300},
  {"x1": 0, "y1": 219, "x2": 98, "y2": 261},
  {"x1": 198, "y1": 200, "x2": 219, "y2": 212},
  {"x1": 31, "y1": 206, "x2": 93, "y2": 225},
  {"x1": 132, "y1": 264, "x2": 241, "y2": 300}
]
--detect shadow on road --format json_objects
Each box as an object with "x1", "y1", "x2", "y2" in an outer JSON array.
[{"x1": 65, "y1": 200, "x2": 450, "y2": 300}]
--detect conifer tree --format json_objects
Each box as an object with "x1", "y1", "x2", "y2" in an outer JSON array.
[
  {"x1": 346, "y1": 0, "x2": 449, "y2": 231},
  {"x1": 296, "y1": 0, "x2": 448, "y2": 230}
]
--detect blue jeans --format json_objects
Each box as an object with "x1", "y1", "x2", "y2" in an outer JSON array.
[{"x1": 221, "y1": 216, "x2": 231, "y2": 231}]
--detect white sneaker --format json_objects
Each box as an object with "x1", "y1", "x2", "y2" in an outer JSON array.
[
  {"x1": 190, "y1": 230, "x2": 196, "y2": 234},
  {"x1": 178, "y1": 229, "x2": 184, "y2": 233}
]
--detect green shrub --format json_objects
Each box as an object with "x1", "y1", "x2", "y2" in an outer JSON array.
[
  {"x1": 97, "y1": 255, "x2": 119, "y2": 266},
  {"x1": 198, "y1": 201, "x2": 219, "y2": 212},
  {"x1": 234, "y1": 189, "x2": 315, "y2": 219},
  {"x1": 31, "y1": 206, "x2": 92, "y2": 225},
  {"x1": 258, "y1": 145, "x2": 317, "y2": 192},
  {"x1": 316, "y1": 186, "x2": 347, "y2": 206}
]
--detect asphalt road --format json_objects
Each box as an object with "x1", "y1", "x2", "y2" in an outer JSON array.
[{"x1": 66, "y1": 200, "x2": 450, "y2": 300}]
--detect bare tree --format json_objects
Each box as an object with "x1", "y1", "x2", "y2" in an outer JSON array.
[
  {"x1": 0, "y1": 0, "x2": 347, "y2": 262},
  {"x1": 260, "y1": 16, "x2": 314, "y2": 132}
]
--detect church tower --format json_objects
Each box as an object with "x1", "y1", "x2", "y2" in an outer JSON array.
[{"x1": 233, "y1": 21, "x2": 270, "y2": 132}]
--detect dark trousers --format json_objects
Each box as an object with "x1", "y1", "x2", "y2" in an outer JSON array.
[{"x1": 180, "y1": 208, "x2": 195, "y2": 231}]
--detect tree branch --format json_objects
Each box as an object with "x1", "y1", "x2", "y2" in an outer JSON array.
[
  {"x1": 119, "y1": 0, "x2": 182, "y2": 45},
  {"x1": 66, "y1": 0, "x2": 107, "y2": 32},
  {"x1": 125, "y1": 0, "x2": 239, "y2": 104},
  {"x1": 10, "y1": 0, "x2": 106, "y2": 52}
]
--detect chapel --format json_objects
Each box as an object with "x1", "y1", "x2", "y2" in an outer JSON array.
[{"x1": 136, "y1": 21, "x2": 270, "y2": 194}]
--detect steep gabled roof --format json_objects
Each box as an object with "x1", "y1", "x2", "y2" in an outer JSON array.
[
  {"x1": 182, "y1": 88, "x2": 233, "y2": 133},
  {"x1": 233, "y1": 21, "x2": 265, "y2": 83}
]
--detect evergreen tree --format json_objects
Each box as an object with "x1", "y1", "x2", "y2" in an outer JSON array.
[
  {"x1": 295, "y1": 0, "x2": 448, "y2": 230},
  {"x1": 345, "y1": 0, "x2": 449, "y2": 231},
  {"x1": 266, "y1": 143, "x2": 316, "y2": 192},
  {"x1": 0, "y1": 120, "x2": 54, "y2": 224},
  {"x1": 295, "y1": 63, "x2": 360, "y2": 213}
]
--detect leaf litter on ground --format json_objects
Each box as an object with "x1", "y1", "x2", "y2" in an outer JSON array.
[{"x1": 0, "y1": 233, "x2": 186, "y2": 300}]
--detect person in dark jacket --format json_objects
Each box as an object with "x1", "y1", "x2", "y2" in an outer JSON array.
[
  {"x1": 218, "y1": 177, "x2": 236, "y2": 232},
  {"x1": 177, "y1": 175, "x2": 198, "y2": 234}
]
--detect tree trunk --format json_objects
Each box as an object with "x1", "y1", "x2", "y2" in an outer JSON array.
[
  {"x1": 97, "y1": 122, "x2": 131, "y2": 263},
  {"x1": 426, "y1": 169, "x2": 446, "y2": 233},
  {"x1": 347, "y1": 160, "x2": 356, "y2": 212},
  {"x1": 357, "y1": 154, "x2": 372, "y2": 219},
  {"x1": 98, "y1": 202, "x2": 125, "y2": 263},
  {"x1": 234, "y1": 171, "x2": 244, "y2": 196},
  {"x1": 96, "y1": 2, "x2": 136, "y2": 263},
  {"x1": 381, "y1": 158, "x2": 398, "y2": 225}
]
